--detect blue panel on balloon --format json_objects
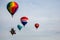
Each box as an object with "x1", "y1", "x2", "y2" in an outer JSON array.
[{"x1": 21, "y1": 21, "x2": 27, "y2": 26}]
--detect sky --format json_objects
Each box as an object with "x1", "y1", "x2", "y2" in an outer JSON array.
[{"x1": 0, "y1": 0, "x2": 60, "y2": 40}]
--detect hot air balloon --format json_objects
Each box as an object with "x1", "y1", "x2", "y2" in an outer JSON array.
[
  {"x1": 7, "y1": 1, "x2": 18, "y2": 17},
  {"x1": 35, "y1": 23, "x2": 39, "y2": 29},
  {"x1": 10, "y1": 28, "x2": 16, "y2": 35},
  {"x1": 20, "y1": 16, "x2": 28, "y2": 26},
  {"x1": 17, "y1": 24, "x2": 22, "y2": 30}
]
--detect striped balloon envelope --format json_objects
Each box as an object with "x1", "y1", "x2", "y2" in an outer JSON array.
[
  {"x1": 20, "y1": 16, "x2": 28, "y2": 26},
  {"x1": 7, "y1": 1, "x2": 18, "y2": 17}
]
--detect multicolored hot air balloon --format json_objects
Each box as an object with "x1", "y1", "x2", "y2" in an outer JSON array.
[
  {"x1": 17, "y1": 24, "x2": 22, "y2": 30},
  {"x1": 20, "y1": 16, "x2": 28, "y2": 26},
  {"x1": 35, "y1": 23, "x2": 39, "y2": 29},
  {"x1": 7, "y1": 1, "x2": 18, "y2": 17}
]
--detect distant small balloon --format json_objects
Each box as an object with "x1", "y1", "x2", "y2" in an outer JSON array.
[
  {"x1": 17, "y1": 24, "x2": 22, "y2": 30},
  {"x1": 7, "y1": 1, "x2": 18, "y2": 17},
  {"x1": 35, "y1": 23, "x2": 39, "y2": 29},
  {"x1": 20, "y1": 16, "x2": 28, "y2": 26},
  {"x1": 10, "y1": 28, "x2": 16, "y2": 35}
]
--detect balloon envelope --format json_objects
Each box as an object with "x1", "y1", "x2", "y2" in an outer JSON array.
[
  {"x1": 17, "y1": 24, "x2": 22, "y2": 30},
  {"x1": 35, "y1": 23, "x2": 39, "y2": 29},
  {"x1": 20, "y1": 16, "x2": 28, "y2": 26},
  {"x1": 7, "y1": 1, "x2": 18, "y2": 17},
  {"x1": 10, "y1": 28, "x2": 16, "y2": 35}
]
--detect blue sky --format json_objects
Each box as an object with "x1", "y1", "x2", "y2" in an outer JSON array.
[{"x1": 0, "y1": 0, "x2": 60, "y2": 40}]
